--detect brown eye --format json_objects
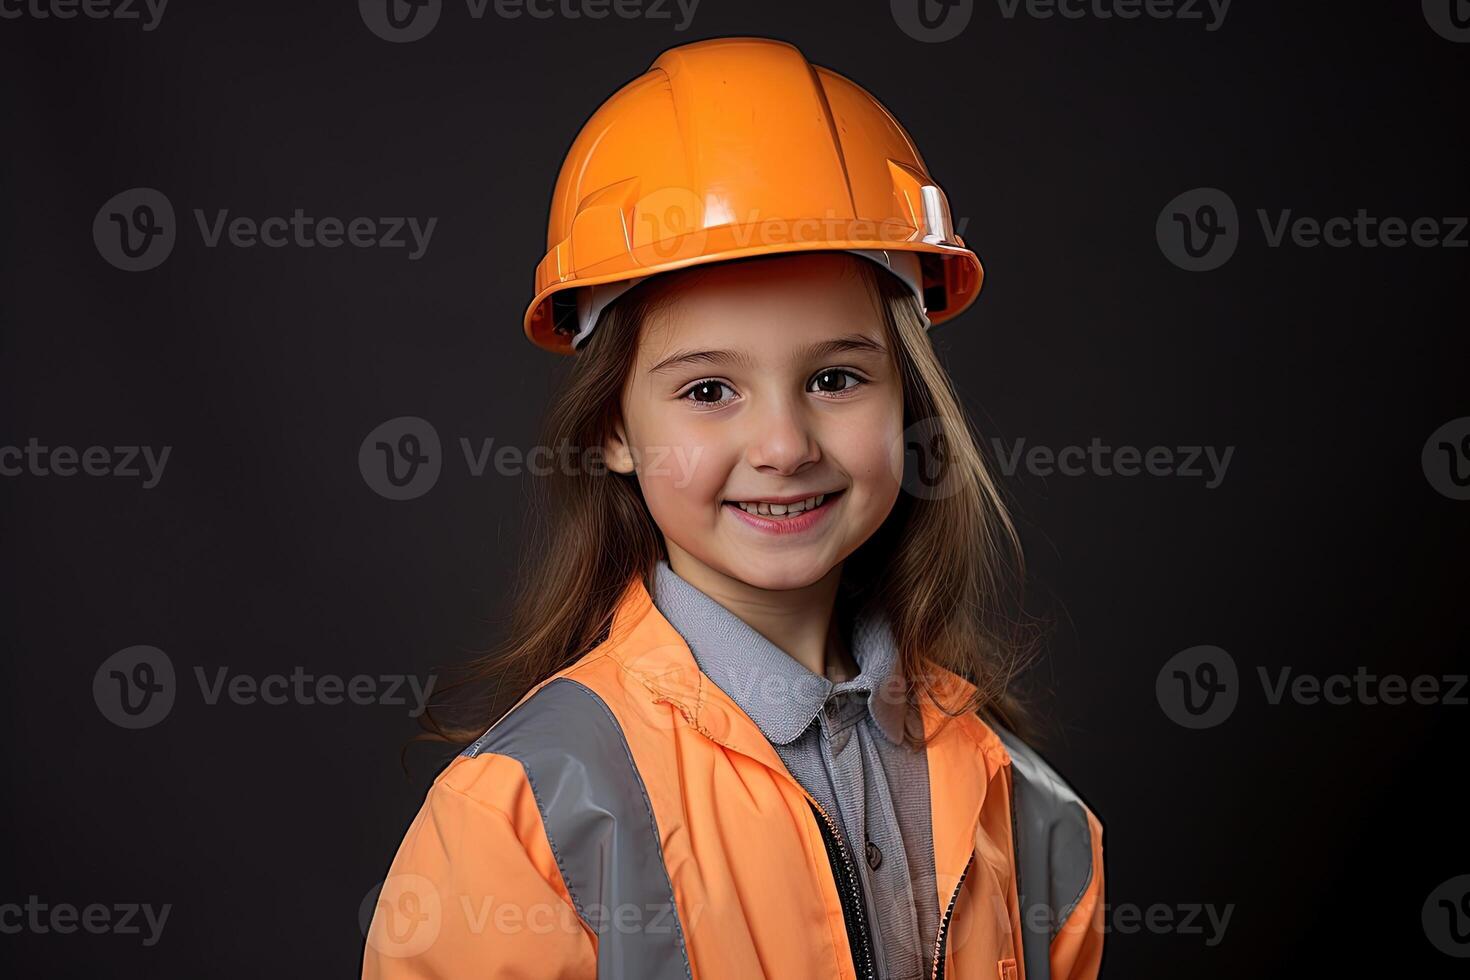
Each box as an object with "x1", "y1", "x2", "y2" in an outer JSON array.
[
  {"x1": 809, "y1": 369, "x2": 864, "y2": 395},
  {"x1": 680, "y1": 379, "x2": 735, "y2": 407}
]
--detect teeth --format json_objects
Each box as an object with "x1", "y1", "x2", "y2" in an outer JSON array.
[{"x1": 734, "y1": 493, "x2": 825, "y2": 517}]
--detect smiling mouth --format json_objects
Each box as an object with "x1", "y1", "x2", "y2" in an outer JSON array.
[{"x1": 722, "y1": 490, "x2": 843, "y2": 518}]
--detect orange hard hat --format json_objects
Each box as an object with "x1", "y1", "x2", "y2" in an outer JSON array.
[{"x1": 523, "y1": 36, "x2": 985, "y2": 355}]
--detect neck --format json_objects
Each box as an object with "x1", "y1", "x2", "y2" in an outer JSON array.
[{"x1": 664, "y1": 546, "x2": 858, "y2": 681}]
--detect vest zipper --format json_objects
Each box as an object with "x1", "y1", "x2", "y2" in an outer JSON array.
[
  {"x1": 806, "y1": 798, "x2": 876, "y2": 980},
  {"x1": 929, "y1": 851, "x2": 974, "y2": 980}
]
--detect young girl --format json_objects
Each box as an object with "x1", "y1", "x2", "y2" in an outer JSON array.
[{"x1": 363, "y1": 36, "x2": 1104, "y2": 980}]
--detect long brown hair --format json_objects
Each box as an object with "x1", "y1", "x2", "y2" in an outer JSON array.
[{"x1": 417, "y1": 253, "x2": 1044, "y2": 755}]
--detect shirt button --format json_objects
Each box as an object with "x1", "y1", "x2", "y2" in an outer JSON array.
[{"x1": 865, "y1": 840, "x2": 882, "y2": 870}]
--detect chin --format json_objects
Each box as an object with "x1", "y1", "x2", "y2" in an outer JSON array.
[{"x1": 718, "y1": 553, "x2": 838, "y2": 593}]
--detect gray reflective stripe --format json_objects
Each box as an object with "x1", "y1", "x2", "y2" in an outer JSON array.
[
  {"x1": 992, "y1": 724, "x2": 1096, "y2": 980},
  {"x1": 463, "y1": 678, "x2": 692, "y2": 980}
]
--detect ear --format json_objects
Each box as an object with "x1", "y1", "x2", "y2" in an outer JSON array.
[{"x1": 602, "y1": 417, "x2": 637, "y2": 475}]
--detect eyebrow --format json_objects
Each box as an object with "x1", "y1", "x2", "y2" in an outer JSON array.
[{"x1": 647, "y1": 334, "x2": 889, "y2": 375}]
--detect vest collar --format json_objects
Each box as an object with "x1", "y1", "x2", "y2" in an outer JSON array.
[{"x1": 603, "y1": 571, "x2": 1013, "y2": 885}]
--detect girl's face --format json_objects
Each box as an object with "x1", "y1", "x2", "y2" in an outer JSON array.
[{"x1": 604, "y1": 251, "x2": 905, "y2": 592}]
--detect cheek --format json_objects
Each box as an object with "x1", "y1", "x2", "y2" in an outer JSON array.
[
  {"x1": 631, "y1": 419, "x2": 732, "y2": 520},
  {"x1": 837, "y1": 401, "x2": 906, "y2": 501}
]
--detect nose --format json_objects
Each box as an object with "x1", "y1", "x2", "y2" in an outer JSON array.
[{"x1": 743, "y1": 393, "x2": 820, "y2": 476}]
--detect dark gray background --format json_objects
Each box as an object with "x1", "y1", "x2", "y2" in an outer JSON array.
[{"x1": 2, "y1": 1, "x2": 1466, "y2": 976}]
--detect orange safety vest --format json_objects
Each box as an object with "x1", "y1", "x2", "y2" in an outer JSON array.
[{"x1": 362, "y1": 573, "x2": 1105, "y2": 979}]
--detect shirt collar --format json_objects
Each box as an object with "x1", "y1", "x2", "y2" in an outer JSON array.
[{"x1": 650, "y1": 559, "x2": 909, "y2": 746}]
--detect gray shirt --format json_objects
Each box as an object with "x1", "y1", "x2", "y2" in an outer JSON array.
[{"x1": 650, "y1": 559, "x2": 939, "y2": 980}]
